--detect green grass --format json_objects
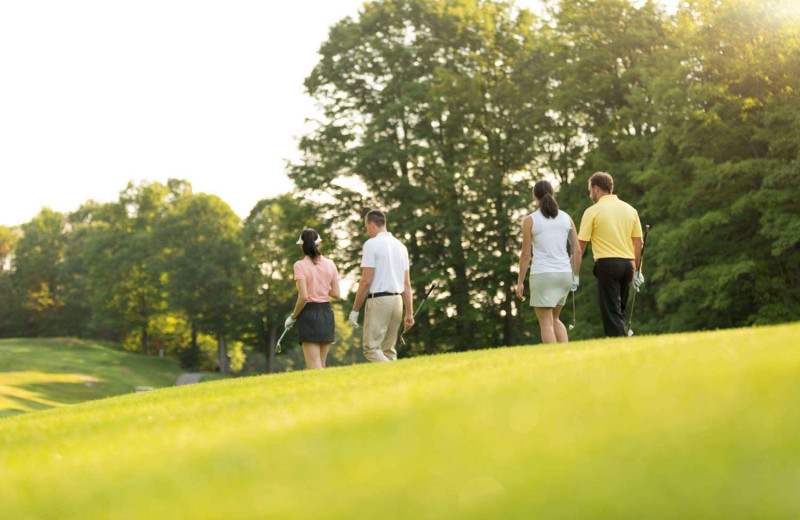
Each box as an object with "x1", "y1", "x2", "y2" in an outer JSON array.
[
  {"x1": 2, "y1": 324, "x2": 799, "y2": 519},
  {"x1": 0, "y1": 338, "x2": 183, "y2": 418}
]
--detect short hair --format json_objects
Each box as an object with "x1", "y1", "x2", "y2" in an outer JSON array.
[
  {"x1": 589, "y1": 172, "x2": 614, "y2": 193},
  {"x1": 365, "y1": 209, "x2": 386, "y2": 227}
]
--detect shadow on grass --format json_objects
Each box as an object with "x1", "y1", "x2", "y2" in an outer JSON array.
[
  {"x1": 0, "y1": 407, "x2": 27, "y2": 419},
  {"x1": 3, "y1": 393, "x2": 55, "y2": 412},
  {"x1": 21, "y1": 381, "x2": 112, "y2": 405}
]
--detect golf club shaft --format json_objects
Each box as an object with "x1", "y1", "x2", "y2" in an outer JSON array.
[
  {"x1": 275, "y1": 326, "x2": 290, "y2": 353},
  {"x1": 400, "y1": 283, "x2": 437, "y2": 343},
  {"x1": 627, "y1": 225, "x2": 650, "y2": 334},
  {"x1": 413, "y1": 283, "x2": 437, "y2": 318},
  {"x1": 571, "y1": 289, "x2": 576, "y2": 329}
]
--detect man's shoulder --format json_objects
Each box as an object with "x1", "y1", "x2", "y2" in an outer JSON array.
[
  {"x1": 615, "y1": 198, "x2": 639, "y2": 215},
  {"x1": 581, "y1": 204, "x2": 599, "y2": 219}
]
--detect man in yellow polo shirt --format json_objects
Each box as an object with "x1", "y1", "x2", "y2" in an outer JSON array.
[{"x1": 577, "y1": 172, "x2": 644, "y2": 336}]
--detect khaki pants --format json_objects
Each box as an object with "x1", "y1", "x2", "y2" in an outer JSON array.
[{"x1": 363, "y1": 295, "x2": 403, "y2": 362}]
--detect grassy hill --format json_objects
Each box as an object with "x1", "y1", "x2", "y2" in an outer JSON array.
[
  {"x1": 0, "y1": 338, "x2": 182, "y2": 418},
  {"x1": 2, "y1": 324, "x2": 799, "y2": 519}
]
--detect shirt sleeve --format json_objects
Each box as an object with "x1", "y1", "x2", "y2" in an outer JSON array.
[
  {"x1": 577, "y1": 209, "x2": 594, "y2": 242},
  {"x1": 331, "y1": 261, "x2": 339, "y2": 284},
  {"x1": 293, "y1": 262, "x2": 304, "y2": 281},
  {"x1": 632, "y1": 211, "x2": 643, "y2": 238},
  {"x1": 403, "y1": 246, "x2": 410, "y2": 271},
  {"x1": 361, "y1": 241, "x2": 376, "y2": 268}
]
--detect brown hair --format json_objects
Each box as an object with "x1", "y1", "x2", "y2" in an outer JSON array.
[
  {"x1": 589, "y1": 172, "x2": 614, "y2": 193},
  {"x1": 300, "y1": 228, "x2": 321, "y2": 263},
  {"x1": 365, "y1": 209, "x2": 386, "y2": 227},
  {"x1": 533, "y1": 180, "x2": 559, "y2": 219}
]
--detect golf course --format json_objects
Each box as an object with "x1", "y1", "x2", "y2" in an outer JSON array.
[
  {"x1": 2, "y1": 323, "x2": 799, "y2": 519},
  {"x1": 0, "y1": 338, "x2": 182, "y2": 418}
]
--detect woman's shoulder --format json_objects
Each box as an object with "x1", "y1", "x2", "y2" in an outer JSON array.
[{"x1": 318, "y1": 256, "x2": 337, "y2": 267}]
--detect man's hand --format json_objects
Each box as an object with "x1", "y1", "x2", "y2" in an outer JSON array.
[
  {"x1": 516, "y1": 282, "x2": 525, "y2": 300},
  {"x1": 349, "y1": 310, "x2": 359, "y2": 327},
  {"x1": 571, "y1": 274, "x2": 580, "y2": 292},
  {"x1": 404, "y1": 314, "x2": 415, "y2": 332},
  {"x1": 633, "y1": 271, "x2": 645, "y2": 292}
]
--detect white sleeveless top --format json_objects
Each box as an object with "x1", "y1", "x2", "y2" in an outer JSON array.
[{"x1": 530, "y1": 209, "x2": 572, "y2": 274}]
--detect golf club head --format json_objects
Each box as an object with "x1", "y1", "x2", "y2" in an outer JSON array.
[{"x1": 627, "y1": 329, "x2": 634, "y2": 337}]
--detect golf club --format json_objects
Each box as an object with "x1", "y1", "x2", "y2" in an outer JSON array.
[
  {"x1": 568, "y1": 226, "x2": 578, "y2": 331},
  {"x1": 399, "y1": 282, "x2": 437, "y2": 347},
  {"x1": 569, "y1": 289, "x2": 576, "y2": 330},
  {"x1": 627, "y1": 224, "x2": 650, "y2": 336},
  {"x1": 275, "y1": 325, "x2": 291, "y2": 354}
]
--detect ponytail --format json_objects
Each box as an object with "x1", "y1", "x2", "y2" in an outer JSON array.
[
  {"x1": 301, "y1": 229, "x2": 322, "y2": 263},
  {"x1": 533, "y1": 180, "x2": 559, "y2": 219}
]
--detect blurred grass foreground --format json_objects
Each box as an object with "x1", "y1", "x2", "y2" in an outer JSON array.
[{"x1": 2, "y1": 323, "x2": 799, "y2": 519}]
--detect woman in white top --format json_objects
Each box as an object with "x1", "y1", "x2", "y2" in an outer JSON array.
[{"x1": 516, "y1": 180, "x2": 582, "y2": 343}]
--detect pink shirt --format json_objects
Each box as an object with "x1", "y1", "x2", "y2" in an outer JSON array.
[{"x1": 293, "y1": 256, "x2": 339, "y2": 303}]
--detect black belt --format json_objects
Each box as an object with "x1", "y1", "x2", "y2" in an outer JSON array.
[{"x1": 367, "y1": 292, "x2": 400, "y2": 299}]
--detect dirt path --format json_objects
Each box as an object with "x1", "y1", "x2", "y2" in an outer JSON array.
[{"x1": 175, "y1": 373, "x2": 206, "y2": 386}]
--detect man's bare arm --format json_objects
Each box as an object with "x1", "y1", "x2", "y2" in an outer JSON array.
[{"x1": 352, "y1": 267, "x2": 375, "y2": 313}]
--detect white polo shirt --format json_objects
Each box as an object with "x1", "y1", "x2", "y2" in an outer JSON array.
[{"x1": 361, "y1": 231, "x2": 409, "y2": 294}]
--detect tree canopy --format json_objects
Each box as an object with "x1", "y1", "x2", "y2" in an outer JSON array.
[{"x1": 1, "y1": 0, "x2": 798, "y2": 367}]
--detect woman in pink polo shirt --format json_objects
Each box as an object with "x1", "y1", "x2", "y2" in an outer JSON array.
[{"x1": 284, "y1": 229, "x2": 340, "y2": 369}]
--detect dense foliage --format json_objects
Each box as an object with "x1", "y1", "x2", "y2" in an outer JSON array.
[
  {"x1": 1, "y1": 0, "x2": 798, "y2": 364},
  {"x1": 293, "y1": 0, "x2": 800, "y2": 347}
]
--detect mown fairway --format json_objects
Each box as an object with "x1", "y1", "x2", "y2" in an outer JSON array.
[
  {"x1": 2, "y1": 324, "x2": 799, "y2": 519},
  {"x1": 0, "y1": 338, "x2": 182, "y2": 418}
]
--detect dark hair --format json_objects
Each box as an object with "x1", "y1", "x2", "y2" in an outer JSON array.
[
  {"x1": 301, "y1": 228, "x2": 321, "y2": 263},
  {"x1": 365, "y1": 209, "x2": 386, "y2": 227},
  {"x1": 589, "y1": 172, "x2": 614, "y2": 193},
  {"x1": 533, "y1": 180, "x2": 559, "y2": 219}
]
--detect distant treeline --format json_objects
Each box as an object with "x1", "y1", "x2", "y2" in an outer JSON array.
[{"x1": 1, "y1": 0, "x2": 798, "y2": 368}]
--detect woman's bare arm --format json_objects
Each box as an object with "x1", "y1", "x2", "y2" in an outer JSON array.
[{"x1": 290, "y1": 279, "x2": 309, "y2": 319}]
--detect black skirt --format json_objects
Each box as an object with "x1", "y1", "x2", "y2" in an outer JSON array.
[{"x1": 297, "y1": 302, "x2": 335, "y2": 344}]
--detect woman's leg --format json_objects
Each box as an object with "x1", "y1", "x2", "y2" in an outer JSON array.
[
  {"x1": 319, "y1": 342, "x2": 331, "y2": 368},
  {"x1": 302, "y1": 343, "x2": 323, "y2": 370},
  {"x1": 534, "y1": 307, "x2": 557, "y2": 344},
  {"x1": 553, "y1": 305, "x2": 568, "y2": 343}
]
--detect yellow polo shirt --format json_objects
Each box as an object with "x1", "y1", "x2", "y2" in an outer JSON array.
[{"x1": 578, "y1": 195, "x2": 643, "y2": 260}]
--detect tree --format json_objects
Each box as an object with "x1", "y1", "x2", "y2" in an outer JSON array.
[
  {"x1": 0, "y1": 226, "x2": 19, "y2": 336},
  {"x1": 157, "y1": 193, "x2": 246, "y2": 374},
  {"x1": 11, "y1": 209, "x2": 68, "y2": 336},
  {"x1": 293, "y1": 0, "x2": 554, "y2": 351},
  {"x1": 241, "y1": 195, "x2": 320, "y2": 372}
]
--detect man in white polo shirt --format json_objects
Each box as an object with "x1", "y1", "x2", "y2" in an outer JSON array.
[{"x1": 349, "y1": 210, "x2": 414, "y2": 362}]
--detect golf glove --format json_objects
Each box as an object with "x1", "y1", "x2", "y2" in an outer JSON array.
[
  {"x1": 633, "y1": 271, "x2": 645, "y2": 292},
  {"x1": 571, "y1": 274, "x2": 580, "y2": 292},
  {"x1": 349, "y1": 311, "x2": 359, "y2": 327},
  {"x1": 284, "y1": 315, "x2": 296, "y2": 329}
]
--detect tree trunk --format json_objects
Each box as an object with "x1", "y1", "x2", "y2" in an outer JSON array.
[
  {"x1": 444, "y1": 201, "x2": 473, "y2": 351},
  {"x1": 267, "y1": 323, "x2": 278, "y2": 374},
  {"x1": 141, "y1": 325, "x2": 149, "y2": 355},
  {"x1": 422, "y1": 313, "x2": 435, "y2": 354},
  {"x1": 217, "y1": 333, "x2": 230, "y2": 375},
  {"x1": 190, "y1": 322, "x2": 198, "y2": 372}
]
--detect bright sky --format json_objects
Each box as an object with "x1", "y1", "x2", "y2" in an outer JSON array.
[{"x1": 0, "y1": 0, "x2": 677, "y2": 227}]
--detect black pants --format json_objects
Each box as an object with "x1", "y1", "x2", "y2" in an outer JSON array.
[{"x1": 593, "y1": 258, "x2": 634, "y2": 337}]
